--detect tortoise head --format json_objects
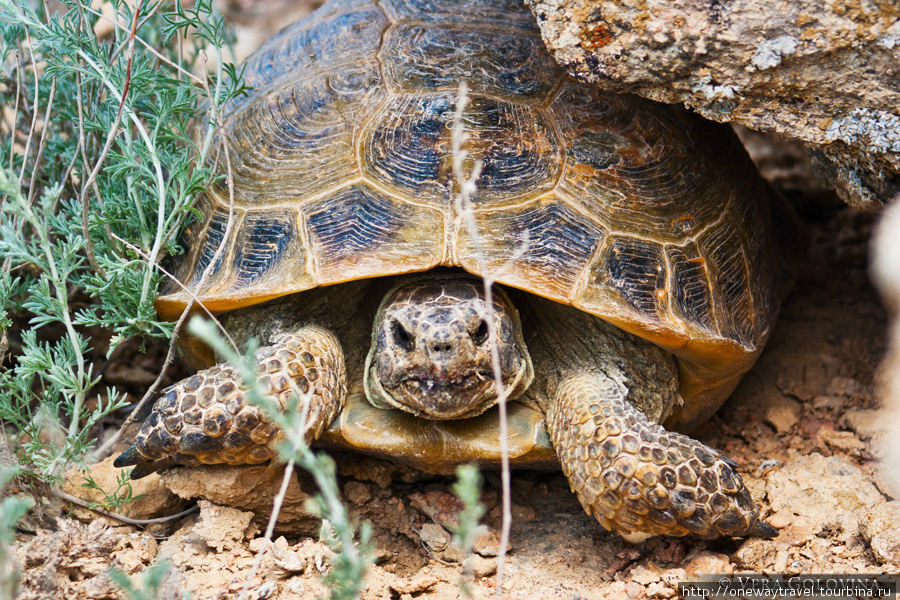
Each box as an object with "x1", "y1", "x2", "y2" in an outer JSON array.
[{"x1": 364, "y1": 275, "x2": 534, "y2": 419}]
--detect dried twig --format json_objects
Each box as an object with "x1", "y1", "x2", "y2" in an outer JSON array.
[
  {"x1": 80, "y1": 3, "x2": 205, "y2": 85},
  {"x1": 450, "y1": 81, "x2": 525, "y2": 597},
  {"x1": 24, "y1": 77, "x2": 55, "y2": 210},
  {"x1": 50, "y1": 487, "x2": 198, "y2": 527}
]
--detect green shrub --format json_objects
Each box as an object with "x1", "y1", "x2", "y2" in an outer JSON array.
[{"x1": 0, "y1": 0, "x2": 245, "y2": 481}]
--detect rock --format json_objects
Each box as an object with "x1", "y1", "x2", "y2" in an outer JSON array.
[
  {"x1": 527, "y1": 0, "x2": 900, "y2": 209},
  {"x1": 630, "y1": 563, "x2": 663, "y2": 585},
  {"x1": 343, "y1": 481, "x2": 372, "y2": 505},
  {"x1": 408, "y1": 490, "x2": 463, "y2": 530},
  {"x1": 827, "y1": 377, "x2": 864, "y2": 397},
  {"x1": 683, "y1": 551, "x2": 733, "y2": 576},
  {"x1": 335, "y1": 453, "x2": 422, "y2": 487},
  {"x1": 417, "y1": 523, "x2": 450, "y2": 552},
  {"x1": 816, "y1": 429, "x2": 866, "y2": 455},
  {"x1": 271, "y1": 539, "x2": 332, "y2": 575},
  {"x1": 845, "y1": 409, "x2": 893, "y2": 441},
  {"x1": 463, "y1": 554, "x2": 498, "y2": 578},
  {"x1": 765, "y1": 511, "x2": 794, "y2": 530},
  {"x1": 773, "y1": 549, "x2": 789, "y2": 573},
  {"x1": 191, "y1": 500, "x2": 254, "y2": 552},
  {"x1": 474, "y1": 530, "x2": 501, "y2": 556},
  {"x1": 660, "y1": 568, "x2": 686, "y2": 589},
  {"x1": 110, "y1": 533, "x2": 158, "y2": 575},
  {"x1": 733, "y1": 126, "x2": 830, "y2": 196},
  {"x1": 389, "y1": 571, "x2": 439, "y2": 594},
  {"x1": 870, "y1": 529, "x2": 900, "y2": 567},
  {"x1": 161, "y1": 463, "x2": 318, "y2": 535},
  {"x1": 64, "y1": 456, "x2": 188, "y2": 520},
  {"x1": 16, "y1": 519, "x2": 122, "y2": 599},
  {"x1": 812, "y1": 396, "x2": 845, "y2": 411},
  {"x1": 441, "y1": 543, "x2": 466, "y2": 564},
  {"x1": 733, "y1": 538, "x2": 779, "y2": 571},
  {"x1": 765, "y1": 453, "x2": 885, "y2": 541},
  {"x1": 874, "y1": 465, "x2": 900, "y2": 500},
  {"x1": 862, "y1": 502, "x2": 900, "y2": 541},
  {"x1": 646, "y1": 581, "x2": 676, "y2": 599},
  {"x1": 764, "y1": 398, "x2": 800, "y2": 434}
]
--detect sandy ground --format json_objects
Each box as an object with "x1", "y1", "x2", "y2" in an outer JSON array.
[{"x1": 8, "y1": 3, "x2": 900, "y2": 599}]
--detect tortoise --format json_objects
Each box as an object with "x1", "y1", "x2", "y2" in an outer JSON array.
[{"x1": 115, "y1": 0, "x2": 798, "y2": 539}]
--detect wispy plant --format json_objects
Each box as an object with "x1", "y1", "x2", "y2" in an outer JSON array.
[
  {"x1": 450, "y1": 463, "x2": 487, "y2": 596},
  {"x1": 81, "y1": 468, "x2": 145, "y2": 512},
  {"x1": 0, "y1": 0, "x2": 246, "y2": 481},
  {"x1": 0, "y1": 467, "x2": 34, "y2": 600},
  {"x1": 109, "y1": 559, "x2": 181, "y2": 600}
]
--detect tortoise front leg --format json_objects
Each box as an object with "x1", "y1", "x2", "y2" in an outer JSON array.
[
  {"x1": 114, "y1": 325, "x2": 346, "y2": 479},
  {"x1": 547, "y1": 372, "x2": 776, "y2": 539}
]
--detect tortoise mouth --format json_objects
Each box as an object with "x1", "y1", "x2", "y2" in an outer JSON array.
[{"x1": 389, "y1": 373, "x2": 498, "y2": 420}]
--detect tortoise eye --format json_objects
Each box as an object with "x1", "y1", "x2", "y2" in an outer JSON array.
[
  {"x1": 472, "y1": 320, "x2": 489, "y2": 346},
  {"x1": 392, "y1": 321, "x2": 415, "y2": 351}
]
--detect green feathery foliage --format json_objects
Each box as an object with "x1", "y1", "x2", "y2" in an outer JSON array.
[{"x1": 0, "y1": 0, "x2": 247, "y2": 481}]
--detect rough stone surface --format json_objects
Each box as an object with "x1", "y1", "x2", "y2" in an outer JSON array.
[
  {"x1": 463, "y1": 554, "x2": 498, "y2": 578},
  {"x1": 683, "y1": 551, "x2": 734, "y2": 577},
  {"x1": 871, "y1": 529, "x2": 900, "y2": 566},
  {"x1": 863, "y1": 501, "x2": 900, "y2": 541},
  {"x1": 418, "y1": 523, "x2": 450, "y2": 553},
  {"x1": 63, "y1": 456, "x2": 188, "y2": 520},
  {"x1": 766, "y1": 453, "x2": 885, "y2": 540},
  {"x1": 343, "y1": 481, "x2": 372, "y2": 505},
  {"x1": 191, "y1": 500, "x2": 255, "y2": 552},
  {"x1": 473, "y1": 531, "x2": 500, "y2": 557},
  {"x1": 527, "y1": 0, "x2": 900, "y2": 209},
  {"x1": 161, "y1": 463, "x2": 318, "y2": 535},
  {"x1": 764, "y1": 397, "x2": 801, "y2": 434}
]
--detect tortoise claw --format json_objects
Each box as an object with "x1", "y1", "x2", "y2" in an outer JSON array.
[
  {"x1": 112, "y1": 445, "x2": 175, "y2": 479},
  {"x1": 112, "y1": 444, "x2": 143, "y2": 468},
  {"x1": 748, "y1": 519, "x2": 779, "y2": 539}
]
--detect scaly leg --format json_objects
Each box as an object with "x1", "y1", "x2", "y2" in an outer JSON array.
[
  {"x1": 547, "y1": 372, "x2": 776, "y2": 539},
  {"x1": 114, "y1": 325, "x2": 346, "y2": 479}
]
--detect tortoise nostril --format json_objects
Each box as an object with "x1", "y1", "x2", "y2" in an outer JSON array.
[{"x1": 429, "y1": 341, "x2": 454, "y2": 355}]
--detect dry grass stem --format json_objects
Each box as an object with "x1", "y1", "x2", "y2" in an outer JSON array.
[
  {"x1": 451, "y1": 81, "x2": 521, "y2": 597},
  {"x1": 50, "y1": 487, "x2": 199, "y2": 526}
]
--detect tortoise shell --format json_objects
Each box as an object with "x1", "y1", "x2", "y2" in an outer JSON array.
[{"x1": 156, "y1": 0, "x2": 796, "y2": 430}]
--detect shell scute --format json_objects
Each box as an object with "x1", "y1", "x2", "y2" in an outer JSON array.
[
  {"x1": 362, "y1": 94, "x2": 562, "y2": 207},
  {"x1": 302, "y1": 184, "x2": 444, "y2": 284},
  {"x1": 241, "y1": 4, "x2": 386, "y2": 90},
  {"x1": 380, "y1": 23, "x2": 561, "y2": 102},
  {"x1": 590, "y1": 237, "x2": 668, "y2": 324},
  {"x1": 459, "y1": 199, "x2": 608, "y2": 301},
  {"x1": 666, "y1": 243, "x2": 715, "y2": 331},
  {"x1": 229, "y1": 210, "x2": 306, "y2": 290},
  {"x1": 220, "y1": 63, "x2": 382, "y2": 206}
]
